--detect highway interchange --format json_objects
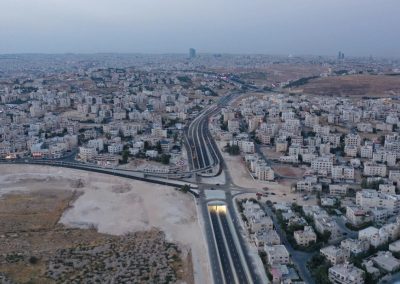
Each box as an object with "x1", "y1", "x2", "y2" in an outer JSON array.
[
  {"x1": 184, "y1": 92, "x2": 267, "y2": 284},
  {"x1": 0, "y1": 91, "x2": 268, "y2": 284},
  {"x1": 0, "y1": 90, "x2": 272, "y2": 284}
]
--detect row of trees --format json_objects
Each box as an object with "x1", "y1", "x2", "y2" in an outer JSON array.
[{"x1": 225, "y1": 144, "x2": 240, "y2": 155}]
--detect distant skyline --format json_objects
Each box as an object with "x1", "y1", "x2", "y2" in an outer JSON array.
[{"x1": 1, "y1": 0, "x2": 399, "y2": 57}]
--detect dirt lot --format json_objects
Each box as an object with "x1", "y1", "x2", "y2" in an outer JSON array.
[
  {"x1": 293, "y1": 74, "x2": 400, "y2": 97},
  {"x1": 261, "y1": 147, "x2": 283, "y2": 160},
  {"x1": 272, "y1": 165, "x2": 305, "y2": 178},
  {"x1": 216, "y1": 64, "x2": 328, "y2": 86},
  {"x1": 0, "y1": 165, "x2": 207, "y2": 284},
  {"x1": 219, "y1": 142, "x2": 316, "y2": 206}
]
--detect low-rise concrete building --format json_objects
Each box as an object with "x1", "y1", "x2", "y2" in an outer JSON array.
[
  {"x1": 328, "y1": 263, "x2": 365, "y2": 284},
  {"x1": 329, "y1": 184, "x2": 348, "y2": 197},
  {"x1": 340, "y1": 239, "x2": 369, "y2": 256},
  {"x1": 346, "y1": 206, "x2": 373, "y2": 227},
  {"x1": 314, "y1": 216, "x2": 341, "y2": 241},
  {"x1": 320, "y1": 245, "x2": 350, "y2": 265},
  {"x1": 294, "y1": 226, "x2": 317, "y2": 247},
  {"x1": 371, "y1": 251, "x2": 400, "y2": 272},
  {"x1": 249, "y1": 215, "x2": 273, "y2": 234},
  {"x1": 363, "y1": 162, "x2": 387, "y2": 177},
  {"x1": 255, "y1": 229, "x2": 281, "y2": 247},
  {"x1": 359, "y1": 226, "x2": 389, "y2": 248},
  {"x1": 265, "y1": 245, "x2": 290, "y2": 265},
  {"x1": 389, "y1": 239, "x2": 400, "y2": 253},
  {"x1": 356, "y1": 189, "x2": 400, "y2": 215}
]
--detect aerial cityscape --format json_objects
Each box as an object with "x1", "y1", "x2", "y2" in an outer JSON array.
[{"x1": 1, "y1": 1, "x2": 400, "y2": 284}]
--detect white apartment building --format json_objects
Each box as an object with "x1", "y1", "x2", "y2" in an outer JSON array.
[
  {"x1": 108, "y1": 143, "x2": 123, "y2": 155},
  {"x1": 255, "y1": 229, "x2": 281, "y2": 247},
  {"x1": 340, "y1": 239, "x2": 369, "y2": 256},
  {"x1": 227, "y1": 119, "x2": 240, "y2": 133},
  {"x1": 358, "y1": 226, "x2": 389, "y2": 248},
  {"x1": 356, "y1": 189, "x2": 400, "y2": 215},
  {"x1": 281, "y1": 111, "x2": 294, "y2": 121},
  {"x1": 346, "y1": 206, "x2": 373, "y2": 226},
  {"x1": 249, "y1": 215, "x2": 273, "y2": 233},
  {"x1": 372, "y1": 251, "x2": 400, "y2": 273},
  {"x1": 151, "y1": 126, "x2": 167, "y2": 138},
  {"x1": 379, "y1": 184, "x2": 396, "y2": 194},
  {"x1": 311, "y1": 156, "x2": 333, "y2": 175},
  {"x1": 363, "y1": 162, "x2": 387, "y2": 177},
  {"x1": 302, "y1": 153, "x2": 317, "y2": 163},
  {"x1": 79, "y1": 146, "x2": 97, "y2": 162},
  {"x1": 360, "y1": 145, "x2": 373, "y2": 159},
  {"x1": 345, "y1": 134, "x2": 361, "y2": 147},
  {"x1": 49, "y1": 143, "x2": 66, "y2": 159},
  {"x1": 257, "y1": 132, "x2": 271, "y2": 145},
  {"x1": 381, "y1": 221, "x2": 400, "y2": 241},
  {"x1": 332, "y1": 166, "x2": 354, "y2": 180},
  {"x1": 241, "y1": 141, "x2": 255, "y2": 154},
  {"x1": 389, "y1": 170, "x2": 400, "y2": 183},
  {"x1": 255, "y1": 164, "x2": 275, "y2": 181},
  {"x1": 319, "y1": 143, "x2": 331, "y2": 156},
  {"x1": 320, "y1": 245, "x2": 350, "y2": 265},
  {"x1": 291, "y1": 136, "x2": 303, "y2": 145},
  {"x1": 279, "y1": 155, "x2": 298, "y2": 164},
  {"x1": 328, "y1": 263, "x2": 365, "y2": 284},
  {"x1": 294, "y1": 226, "x2": 317, "y2": 247},
  {"x1": 304, "y1": 114, "x2": 319, "y2": 127},
  {"x1": 313, "y1": 124, "x2": 330, "y2": 136},
  {"x1": 88, "y1": 138, "x2": 104, "y2": 152},
  {"x1": 230, "y1": 139, "x2": 255, "y2": 154},
  {"x1": 296, "y1": 176, "x2": 321, "y2": 192},
  {"x1": 275, "y1": 138, "x2": 288, "y2": 152},
  {"x1": 373, "y1": 151, "x2": 397, "y2": 166},
  {"x1": 357, "y1": 122, "x2": 373, "y2": 133},
  {"x1": 344, "y1": 145, "x2": 358, "y2": 157},
  {"x1": 314, "y1": 216, "x2": 341, "y2": 240},
  {"x1": 389, "y1": 239, "x2": 400, "y2": 253},
  {"x1": 264, "y1": 245, "x2": 290, "y2": 265},
  {"x1": 370, "y1": 207, "x2": 389, "y2": 224}
]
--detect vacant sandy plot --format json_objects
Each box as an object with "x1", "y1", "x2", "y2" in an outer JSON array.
[
  {"x1": 0, "y1": 165, "x2": 210, "y2": 284},
  {"x1": 220, "y1": 143, "x2": 289, "y2": 193},
  {"x1": 261, "y1": 147, "x2": 283, "y2": 160},
  {"x1": 272, "y1": 165, "x2": 305, "y2": 178},
  {"x1": 219, "y1": 143, "x2": 316, "y2": 205},
  {"x1": 294, "y1": 74, "x2": 400, "y2": 97}
]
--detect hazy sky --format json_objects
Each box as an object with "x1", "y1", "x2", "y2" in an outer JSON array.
[{"x1": 0, "y1": 0, "x2": 399, "y2": 56}]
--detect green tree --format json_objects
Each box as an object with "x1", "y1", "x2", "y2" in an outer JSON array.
[
  {"x1": 227, "y1": 145, "x2": 240, "y2": 155},
  {"x1": 121, "y1": 150, "x2": 130, "y2": 164},
  {"x1": 180, "y1": 184, "x2": 190, "y2": 193},
  {"x1": 156, "y1": 141, "x2": 163, "y2": 154},
  {"x1": 144, "y1": 141, "x2": 151, "y2": 151},
  {"x1": 160, "y1": 154, "x2": 171, "y2": 165},
  {"x1": 321, "y1": 230, "x2": 331, "y2": 243}
]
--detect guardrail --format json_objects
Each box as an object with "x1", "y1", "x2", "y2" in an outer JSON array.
[{"x1": 0, "y1": 160, "x2": 198, "y2": 196}]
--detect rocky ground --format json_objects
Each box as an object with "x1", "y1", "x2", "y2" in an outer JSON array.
[{"x1": 0, "y1": 165, "x2": 206, "y2": 283}]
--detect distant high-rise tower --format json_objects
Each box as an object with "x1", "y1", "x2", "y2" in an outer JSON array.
[
  {"x1": 338, "y1": 51, "x2": 344, "y2": 60},
  {"x1": 189, "y1": 48, "x2": 196, "y2": 59}
]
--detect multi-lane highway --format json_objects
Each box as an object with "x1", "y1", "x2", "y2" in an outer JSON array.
[
  {"x1": 209, "y1": 208, "x2": 236, "y2": 284},
  {"x1": 185, "y1": 93, "x2": 237, "y2": 174},
  {"x1": 184, "y1": 91, "x2": 268, "y2": 283},
  {"x1": 208, "y1": 204, "x2": 250, "y2": 284}
]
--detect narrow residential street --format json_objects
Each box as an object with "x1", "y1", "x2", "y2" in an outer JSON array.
[{"x1": 260, "y1": 202, "x2": 315, "y2": 284}]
